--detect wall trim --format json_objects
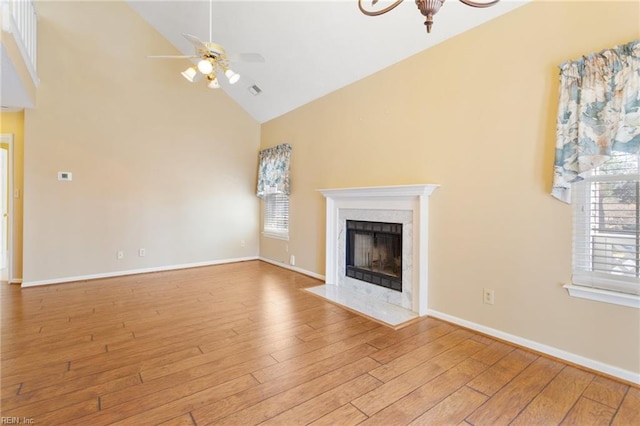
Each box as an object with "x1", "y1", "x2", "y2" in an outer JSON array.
[
  {"x1": 259, "y1": 256, "x2": 325, "y2": 281},
  {"x1": 1, "y1": 133, "x2": 15, "y2": 284},
  {"x1": 20, "y1": 257, "x2": 259, "y2": 287},
  {"x1": 563, "y1": 284, "x2": 640, "y2": 309},
  {"x1": 429, "y1": 309, "x2": 640, "y2": 385}
]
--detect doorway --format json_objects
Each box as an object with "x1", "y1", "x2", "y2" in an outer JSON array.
[{"x1": 0, "y1": 134, "x2": 13, "y2": 283}]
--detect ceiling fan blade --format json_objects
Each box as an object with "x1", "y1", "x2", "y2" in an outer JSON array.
[
  {"x1": 229, "y1": 53, "x2": 265, "y2": 63},
  {"x1": 182, "y1": 33, "x2": 207, "y2": 49},
  {"x1": 148, "y1": 55, "x2": 199, "y2": 59}
]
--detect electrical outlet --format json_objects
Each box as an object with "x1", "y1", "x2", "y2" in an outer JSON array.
[
  {"x1": 139, "y1": 248, "x2": 146, "y2": 257},
  {"x1": 290, "y1": 255, "x2": 295, "y2": 266},
  {"x1": 483, "y1": 288, "x2": 495, "y2": 305},
  {"x1": 240, "y1": 240, "x2": 245, "y2": 247},
  {"x1": 117, "y1": 251, "x2": 124, "y2": 260}
]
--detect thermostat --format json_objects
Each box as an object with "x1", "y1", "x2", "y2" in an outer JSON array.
[{"x1": 58, "y1": 172, "x2": 73, "y2": 181}]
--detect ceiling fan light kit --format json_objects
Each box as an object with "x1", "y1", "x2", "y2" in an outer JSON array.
[
  {"x1": 149, "y1": 0, "x2": 264, "y2": 92},
  {"x1": 358, "y1": 0, "x2": 500, "y2": 33},
  {"x1": 171, "y1": 37, "x2": 242, "y2": 89}
]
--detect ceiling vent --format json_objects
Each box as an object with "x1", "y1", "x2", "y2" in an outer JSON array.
[{"x1": 248, "y1": 84, "x2": 262, "y2": 96}]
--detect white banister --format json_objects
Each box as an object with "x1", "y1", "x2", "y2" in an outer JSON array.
[{"x1": 2, "y1": 0, "x2": 38, "y2": 84}]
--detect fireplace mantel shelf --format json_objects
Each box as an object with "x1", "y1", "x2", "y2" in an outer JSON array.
[
  {"x1": 318, "y1": 184, "x2": 439, "y2": 199},
  {"x1": 312, "y1": 184, "x2": 439, "y2": 326}
]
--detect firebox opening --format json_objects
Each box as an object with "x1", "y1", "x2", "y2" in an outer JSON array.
[{"x1": 345, "y1": 220, "x2": 402, "y2": 292}]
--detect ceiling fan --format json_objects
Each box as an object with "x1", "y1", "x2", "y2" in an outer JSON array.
[{"x1": 148, "y1": 0, "x2": 264, "y2": 89}]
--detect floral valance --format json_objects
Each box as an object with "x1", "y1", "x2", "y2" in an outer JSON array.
[
  {"x1": 552, "y1": 39, "x2": 640, "y2": 203},
  {"x1": 256, "y1": 143, "x2": 291, "y2": 197}
]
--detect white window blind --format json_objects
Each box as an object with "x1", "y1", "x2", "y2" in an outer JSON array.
[
  {"x1": 572, "y1": 152, "x2": 640, "y2": 295},
  {"x1": 263, "y1": 194, "x2": 289, "y2": 240}
]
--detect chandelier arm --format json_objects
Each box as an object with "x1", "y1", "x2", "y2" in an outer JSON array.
[
  {"x1": 358, "y1": 0, "x2": 405, "y2": 16},
  {"x1": 458, "y1": 0, "x2": 500, "y2": 8}
]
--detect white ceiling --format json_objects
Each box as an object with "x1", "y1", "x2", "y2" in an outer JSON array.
[
  {"x1": 127, "y1": 1, "x2": 530, "y2": 123},
  {"x1": 1, "y1": 1, "x2": 530, "y2": 119}
]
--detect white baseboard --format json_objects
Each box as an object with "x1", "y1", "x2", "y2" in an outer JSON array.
[
  {"x1": 259, "y1": 256, "x2": 325, "y2": 281},
  {"x1": 429, "y1": 309, "x2": 640, "y2": 385},
  {"x1": 20, "y1": 257, "x2": 259, "y2": 287}
]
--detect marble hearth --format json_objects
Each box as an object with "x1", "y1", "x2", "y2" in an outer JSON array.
[{"x1": 308, "y1": 184, "x2": 438, "y2": 327}]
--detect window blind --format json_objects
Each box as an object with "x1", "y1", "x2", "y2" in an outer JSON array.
[
  {"x1": 263, "y1": 194, "x2": 289, "y2": 239},
  {"x1": 573, "y1": 152, "x2": 640, "y2": 295}
]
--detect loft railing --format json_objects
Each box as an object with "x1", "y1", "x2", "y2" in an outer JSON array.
[{"x1": 2, "y1": 0, "x2": 38, "y2": 83}]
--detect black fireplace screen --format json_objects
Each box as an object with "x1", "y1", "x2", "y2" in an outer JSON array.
[{"x1": 345, "y1": 220, "x2": 402, "y2": 291}]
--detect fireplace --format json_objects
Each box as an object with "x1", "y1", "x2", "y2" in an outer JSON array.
[
  {"x1": 346, "y1": 220, "x2": 402, "y2": 291},
  {"x1": 312, "y1": 184, "x2": 438, "y2": 325}
]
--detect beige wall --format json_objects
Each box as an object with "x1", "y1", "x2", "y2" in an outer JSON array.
[
  {"x1": 23, "y1": 1, "x2": 260, "y2": 283},
  {"x1": 260, "y1": 2, "x2": 640, "y2": 375},
  {"x1": 0, "y1": 112, "x2": 24, "y2": 281}
]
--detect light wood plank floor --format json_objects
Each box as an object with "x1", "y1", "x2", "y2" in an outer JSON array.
[{"x1": 1, "y1": 260, "x2": 638, "y2": 425}]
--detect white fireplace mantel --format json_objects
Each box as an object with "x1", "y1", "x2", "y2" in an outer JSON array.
[
  {"x1": 317, "y1": 184, "x2": 438, "y2": 318},
  {"x1": 318, "y1": 184, "x2": 438, "y2": 200}
]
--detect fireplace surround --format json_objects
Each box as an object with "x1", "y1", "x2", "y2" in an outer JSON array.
[{"x1": 311, "y1": 184, "x2": 438, "y2": 325}]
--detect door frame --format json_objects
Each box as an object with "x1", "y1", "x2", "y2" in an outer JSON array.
[{"x1": 1, "y1": 133, "x2": 14, "y2": 283}]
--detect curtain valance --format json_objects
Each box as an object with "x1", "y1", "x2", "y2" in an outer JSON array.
[
  {"x1": 256, "y1": 143, "x2": 292, "y2": 197},
  {"x1": 552, "y1": 39, "x2": 640, "y2": 203}
]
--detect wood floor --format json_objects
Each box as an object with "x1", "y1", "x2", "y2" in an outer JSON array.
[{"x1": 1, "y1": 261, "x2": 638, "y2": 425}]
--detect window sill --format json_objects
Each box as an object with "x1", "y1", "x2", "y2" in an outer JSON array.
[
  {"x1": 563, "y1": 284, "x2": 640, "y2": 309},
  {"x1": 262, "y1": 231, "x2": 289, "y2": 241}
]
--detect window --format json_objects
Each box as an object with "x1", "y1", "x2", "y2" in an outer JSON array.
[
  {"x1": 571, "y1": 152, "x2": 639, "y2": 304},
  {"x1": 263, "y1": 194, "x2": 289, "y2": 240}
]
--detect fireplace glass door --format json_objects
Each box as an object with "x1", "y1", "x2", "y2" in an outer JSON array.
[{"x1": 345, "y1": 220, "x2": 402, "y2": 291}]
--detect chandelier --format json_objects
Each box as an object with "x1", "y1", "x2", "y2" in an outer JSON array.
[{"x1": 358, "y1": 0, "x2": 500, "y2": 33}]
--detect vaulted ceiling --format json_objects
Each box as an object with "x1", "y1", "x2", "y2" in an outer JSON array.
[{"x1": 127, "y1": 0, "x2": 530, "y2": 123}]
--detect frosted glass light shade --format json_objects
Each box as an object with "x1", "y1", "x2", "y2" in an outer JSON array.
[
  {"x1": 181, "y1": 67, "x2": 198, "y2": 82},
  {"x1": 207, "y1": 77, "x2": 220, "y2": 89},
  {"x1": 225, "y1": 69, "x2": 240, "y2": 84},
  {"x1": 197, "y1": 59, "x2": 214, "y2": 75}
]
